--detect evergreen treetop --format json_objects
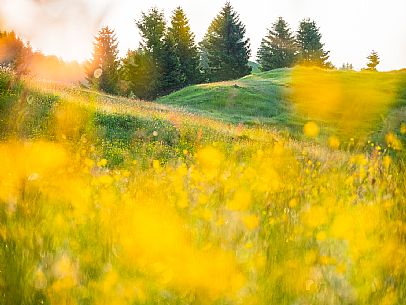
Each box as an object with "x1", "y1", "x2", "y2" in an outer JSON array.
[
  {"x1": 296, "y1": 19, "x2": 329, "y2": 67},
  {"x1": 200, "y1": 2, "x2": 251, "y2": 81},
  {"x1": 365, "y1": 50, "x2": 380, "y2": 71},
  {"x1": 167, "y1": 7, "x2": 201, "y2": 85},
  {"x1": 86, "y1": 26, "x2": 120, "y2": 94},
  {"x1": 136, "y1": 8, "x2": 166, "y2": 60},
  {"x1": 257, "y1": 17, "x2": 296, "y2": 71},
  {"x1": 132, "y1": 8, "x2": 167, "y2": 97}
]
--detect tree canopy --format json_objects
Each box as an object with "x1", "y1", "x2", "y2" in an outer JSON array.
[
  {"x1": 86, "y1": 27, "x2": 120, "y2": 94},
  {"x1": 167, "y1": 7, "x2": 201, "y2": 86},
  {"x1": 257, "y1": 17, "x2": 296, "y2": 71},
  {"x1": 296, "y1": 19, "x2": 330, "y2": 67},
  {"x1": 364, "y1": 50, "x2": 380, "y2": 71},
  {"x1": 200, "y1": 2, "x2": 251, "y2": 81}
]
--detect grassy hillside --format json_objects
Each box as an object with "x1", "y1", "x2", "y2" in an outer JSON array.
[
  {"x1": 1, "y1": 68, "x2": 406, "y2": 305},
  {"x1": 158, "y1": 67, "x2": 406, "y2": 142},
  {"x1": 158, "y1": 69, "x2": 292, "y2": 125}
]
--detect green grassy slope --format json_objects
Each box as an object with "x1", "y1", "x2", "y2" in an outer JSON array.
[
  {"x1": 2, "y1": 70, "x2": 274, "y2": 168},
  {"x1": 2, "y1": 67, "x2": 405, "y2": 161},
  {"x1": 157, "y1": 69, "x2": 293, "y2": 125},
  {"x1": 158, "y1": 68, "x2": 406, "y2": 141}
]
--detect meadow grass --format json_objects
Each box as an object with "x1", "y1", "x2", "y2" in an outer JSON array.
[
  {"x1": 0, "y1": 68, "x2": 405, "y2": 305},
  {"x1": 158, "y1": 67, "x2": 406, "y2": 142}
]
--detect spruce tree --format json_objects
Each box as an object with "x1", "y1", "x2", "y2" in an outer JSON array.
[
  {"x1": 134, "y1": 7, "x2": 167, "y2": 97},
  {"x1": 296, "y1": 19, "x2": 329, "y2": 67},
  {"x1": 136, "y1": 8, "x2": 166, "y2": 62},
  {"x1": 200, "y1": 2, "x2": 251, "y2": 81},
  {"x1": 257, "y1": 17, "x2": 296, "y2": 71},
  {"x1": 365, "y1": 50, "x2": 380, "y2": 71},
  {"x1": 86, "y1": 27, "x2": 119, "y2": 94},
  {"x1": 167, "y1": 7, "x2": 201, "y2": 86},
  {"x1": 160, "y1": 35, "x2": 185, "y2": 94}
]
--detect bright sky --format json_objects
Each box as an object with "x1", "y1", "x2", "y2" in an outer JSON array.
[{"x1": 1, "y1": 0, "x2": 406, "y2": 70}]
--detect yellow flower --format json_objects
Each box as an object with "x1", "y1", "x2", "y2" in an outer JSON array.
[
  {"x1": 226, "y1": 189, "x2": 252, "y2": 211},
  {"x1": 242, "y1": 214, "x2": 260, "y2": 230},
  {"x1": 383, "y1": 156, "x2": 392, "y2": 169},
  {"x1": 97, "y1": 159, "x2": 108, "y2": 167},
  {"x1": 316, "y1": 231, "x2": 327, "y2": 241},
  {"x1": 99, "y1": 175, "x2": 113, "y2": 185},
  {"x1": 385, "y1": 132, "x2": 402, "y2": 150},
  {"x1": 196, "y1": 146, "x2": 224, "y2": 170},
  {"x1": 84, "y1": 158, "x2": 94, "y2": 168},
  {"x1": 328, "y1": 136, "x2": 340, "y2": 149},
  {"x1": 289, "y1": 198, "x2": 298, "y2": 208},
  {"x1": 303, "y1": 205, "x2": 328, "y2": 228},
  {"x1": 303, "y1": 122, "x2": 320, "y2": 138},
  {"x1": 153, "y1": 160, "x2": 161, "y2": 170}
]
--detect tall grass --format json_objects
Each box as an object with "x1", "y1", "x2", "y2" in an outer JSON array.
[{"x1": 0, "y1": 68, "x2": 405, "y2": 305}]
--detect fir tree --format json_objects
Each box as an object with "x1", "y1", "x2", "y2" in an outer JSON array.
[
  {"x1": 160, "y1": 35, "x2": 185, "y2": 94},
  {"x1": 131, "y1": 7, "x2": 200, "y2": 97},
  {"x1": 296, "y1": 19, "x2": 329, "y2": 67},
  {"x1": 136, "y1": 8, "x2": 166, "y2": 61},
  {"x1": 200, "y1": 2, "x2": 251, "y2": 81},
  {"x1": 167, "y1": 7, "x2": 201, "y2": 86},
  {"x1": 86, "y1": 27, "x2": 119, "y2": 94},
  {"x1": 134, "y1": 7, "x2": 166, "y2": 97},
  {"x1": 257, "y1": 17, "x2": 296, "y2": 71},
  {"x1": 364, "y1": 50, "x2": 380, "y2": 71}
]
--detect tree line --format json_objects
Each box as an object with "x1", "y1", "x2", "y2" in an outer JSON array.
[
  {"x1": 87, "y1": 2, "x2": 335, "y2": 99},
  {"x1": 86, "y1": 3, "x2": 252, "y2": 99},
  {"x1": 1, "y1": 2, "x2": 382, "y2": 98}
]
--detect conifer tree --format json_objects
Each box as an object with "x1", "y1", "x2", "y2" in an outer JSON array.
[
  {"x1": 160, "y1": 35, "x2": 185, "y2": 94},
  {"x1": 167, "y1": 7, "x2": 201, "y2": 86},
  {"x1": 340, "y1": 63, "x2": 354, "y2": 70},
  {"x1": 130, "y1": 7, "x2": 200, "y2": 97},
  {"x1": 200, "y1": 2, "x2": 251, "y2": 81},
  {"x1": 136, "y1": 8, "x2": 166, "y2": 62},
  {"x1": 133, "y1": 7, "x2": 166, "y2": 97},
  {"x1": 86, "y1": 27, "x2": 119, "y2": 94},
  {"x1": 296, "y1": 19, "x2": 329, "y2": 67},
  {"x1": 364, "y1": 50, "x2": 380, "y2": 71},
  {"x1": 257, "y1": 17, "x2": 296, "y2": 71}
]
